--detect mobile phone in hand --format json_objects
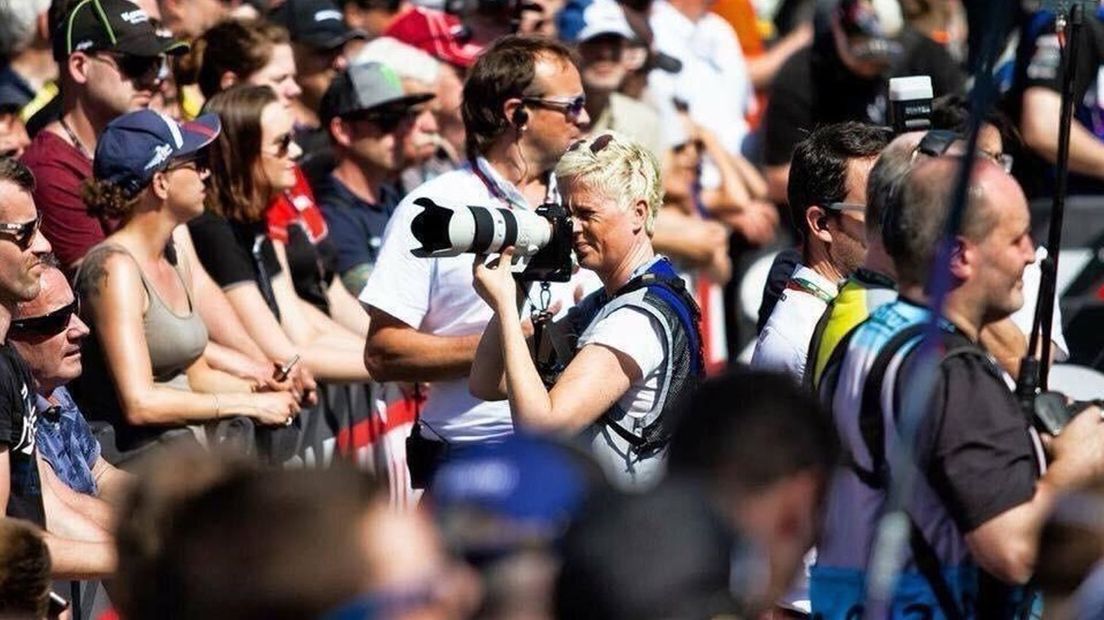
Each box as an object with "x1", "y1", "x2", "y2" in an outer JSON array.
[{"x1": 274, "y1": 354, "x2": 300, "y2": 382}]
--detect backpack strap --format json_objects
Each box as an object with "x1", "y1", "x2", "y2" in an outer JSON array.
[
  {"x1": 858, "y1": 324, "x2": 927, "y2": 488},
  {"x1": 802, "y1": 304, "x2": 834, "y2": 392},
  {"x1": 908, "y1": 514, "x2": 968, "y2": 620},
  {"x1": 865, "y1": 328, "x2": 978, "y2": 620},
  {"x1": 597, "y1": 266, "x2": 703, "y2": 455}
]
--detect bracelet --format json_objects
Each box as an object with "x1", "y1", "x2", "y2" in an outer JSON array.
[{"x1": 213, "y1": 393, "x2": 221, "y2": 420}]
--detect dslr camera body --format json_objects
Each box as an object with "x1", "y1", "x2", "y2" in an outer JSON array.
[
  {"x1": 1032, "y1": 391, "x2": 1104, "y2": 435},
  {"x1": 410, "y1": 196, "x2": 574, "y2": 282}
]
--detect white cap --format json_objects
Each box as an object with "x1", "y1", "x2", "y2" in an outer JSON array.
[{"x1": 576, "y1": 0, "x2": 634, "y2": 42}]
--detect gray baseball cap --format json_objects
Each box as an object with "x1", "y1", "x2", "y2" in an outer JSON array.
[{"x1": 319, "y1": 62, "x2": 434, "y2": 124}]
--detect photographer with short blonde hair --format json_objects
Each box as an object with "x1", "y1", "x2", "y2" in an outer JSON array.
[{"x1": 470, "y1": 131, "x2": 702, "y2": 489}]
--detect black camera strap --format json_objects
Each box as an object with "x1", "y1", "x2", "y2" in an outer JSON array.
[{"x1": 529, "y1": 281, "x2": 558, "y2": 385}]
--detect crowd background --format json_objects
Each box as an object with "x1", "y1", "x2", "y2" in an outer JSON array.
[{"x1": 2, "y1": 0, "x2": 1104, "y2": 618}]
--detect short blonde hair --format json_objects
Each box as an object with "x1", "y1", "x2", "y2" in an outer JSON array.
[{"x1": 554, "y1": 131, "x2": 663, "y2": 236}]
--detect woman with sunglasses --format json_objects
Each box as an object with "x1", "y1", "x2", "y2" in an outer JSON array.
[
  {"x1": 188, "y1": 85, "x2": 372, "y2": 383},
  {"x1": 71, "y1": 110, "x2": 300, "y2": 462},
  {"x1": 188, "y1": 18, "x2": 370, "y2": 337},
  {"x1": 470, "y1": 132, "x2": 704, "y2": 489}
]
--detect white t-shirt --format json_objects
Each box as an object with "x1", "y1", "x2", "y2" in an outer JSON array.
[
  {"x1": 751, "y1": 265, "x2": 840, "y2": 381},
  {"x1": 575, "y1": 288, "x2": 669, "y2": 490},
  {"x1": 648, "y1": 0, "x2": 754, "y2": 173},
  {"x1": 360, "y1": 159, "x2": 582, "y2": 443},
  {"x1": 1010, "y1": 248, "x2": 1069, "y2": 361}
]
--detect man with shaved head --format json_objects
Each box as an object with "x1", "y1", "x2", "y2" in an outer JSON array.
[{"x1": 812, "y1": 158, "x2": 1104, "y2": 617}]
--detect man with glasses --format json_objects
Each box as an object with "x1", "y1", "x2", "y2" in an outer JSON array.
[
  {"x1": 316, "y1": 62, "x2": 433, "y2": 297},
  {"x1": 751, "y1": 122, "x2": 890, "y2": 380},
  {"x1": 21, "y1": 0, "x2": 185, "y2": 269},
  {"x1": 0, "y1": 159, "x2": 52, "y2": 531},
  {"x1": 9, "y1": 265, "x2": 120, "y2": 579},
  {"x1": 362, "y1": 35, "x2": 590, "y2": 487}
]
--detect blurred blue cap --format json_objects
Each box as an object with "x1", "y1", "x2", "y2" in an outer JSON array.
[{"x1": 428, "y1": 434, "x2": 594, "y2": 555}]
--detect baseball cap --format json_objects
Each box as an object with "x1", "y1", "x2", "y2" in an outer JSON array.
[
  {"x1": 320, "y1": 62, "x2": 434, "y2": 124},
  {"x1": 834, "y1": 0, "x2": 903, "y2": 64},
  {"x1": 384, "y1": 7, "x2": 483, "y2": 69},
  {"x1": 270, "y1": 0, "x2": 367, "y2": 51},
  {"x1": 93, "y1": 109, "x2": 221, "y2": 196},
  {"x1": 576, "y1": 0, "x2": 635, "y2": 42},
  {"x1": 428, "y1": 434, "x2": 599, "y2": 559},
  {"x1": 55, "y1": 0, "x2": 188, "y2": 60}
]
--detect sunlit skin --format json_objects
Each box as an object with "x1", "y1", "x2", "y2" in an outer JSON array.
[
  {"x1": 0, "y1": 183, "x2": 51, "y2": 305},
  {"x1": 255, "y1": 102, "x2": 303, "y2": 198},
  {"x1": 246, "y1": 44, "x2": 302, "y2": 108},
  {"x1": 10, "y1": 269, "x2": 91, "y2": 394}
]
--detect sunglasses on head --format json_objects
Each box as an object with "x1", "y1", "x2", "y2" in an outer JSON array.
[
  {"x1": 568, "y1": 133, "x2": 615, "y2": 154},
  {"x1": 0, "y1": 214, "x2": 41, "y2": 250},
  {"x1": 9, "y1": 298, "x2": 80, "y2": 338}
]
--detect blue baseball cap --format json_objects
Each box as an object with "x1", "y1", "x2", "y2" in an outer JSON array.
[
  {"x1": 428, "y1": 434, "x2": 599, "y2": 558},
  {"x1": 93, "y1": 109, "x2": 220, "y2": 196}
]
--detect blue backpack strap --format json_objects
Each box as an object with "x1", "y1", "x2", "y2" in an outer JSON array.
[
  {"x1": 616, "y1": 259, "x2": 704, "y2": 375},
  {"x1": 598, "y1": 259, "x2": 704, "y2": 454}
]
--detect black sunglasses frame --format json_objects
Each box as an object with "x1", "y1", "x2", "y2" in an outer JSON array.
[
  {"x1": 0, "y1": 214, "x2": 41, "y2": 250},
  {"x1": 9, "y1": 298, "x2": 80, "y2": 338}
]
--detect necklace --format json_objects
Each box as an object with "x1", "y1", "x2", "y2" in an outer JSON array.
[{"x1": 59, "y1": 116, "x2": 92, "y2": 159}]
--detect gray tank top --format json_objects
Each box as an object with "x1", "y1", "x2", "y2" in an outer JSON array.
[{"x1": 84, "y1": 243, "x2": 208, "y2": 381}]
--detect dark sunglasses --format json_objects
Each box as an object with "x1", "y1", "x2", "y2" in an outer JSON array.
[
  {"x1": 0, "y1": 214, "x2": 41, "y2": 250},
  {"x1": 96, "y1": 51, "x2": 163, "y2": 83},
  {"x1": 166, "y1": 153, "x2": 209, "y2": 174},
  {"x1": 9, "y1": 298, "x2": 80, "y2": 338},
  {"x1": 522, "y1": 95, "x2": 586, "y2": 119},
  {"x1": 268, "y1": 132, "x2": 294, "y2": 158},
  {"x1": 348, "y1": 108, "x2": 417, "y2": 134}
]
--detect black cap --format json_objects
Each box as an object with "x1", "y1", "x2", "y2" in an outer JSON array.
[
  {"x1": 54, "y1": 0, "x2": 188, "y2": 60},
  {"x1": 270, "y1": 0, "x2": 367, "y2": 50}
]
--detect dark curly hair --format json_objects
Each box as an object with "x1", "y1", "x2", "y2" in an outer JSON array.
[{"x1": 82, "y1": 177, "x2": 142, "y2": 221}]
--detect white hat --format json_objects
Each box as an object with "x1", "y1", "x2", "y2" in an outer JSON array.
[{"x1": 576, "y1": 0, "x2": 634, "y2": 42}]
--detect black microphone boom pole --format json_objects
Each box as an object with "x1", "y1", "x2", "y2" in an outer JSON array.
[{"x1": 1016, "y1": 2, "x2": 1083, "y2": 407}]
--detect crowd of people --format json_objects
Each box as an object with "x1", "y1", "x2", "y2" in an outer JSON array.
[{"x1": 1, "y1": 0, "x2": 1104, "y2": 617}]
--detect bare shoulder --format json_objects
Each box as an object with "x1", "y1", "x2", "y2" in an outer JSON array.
[{"x1": 75, "y1": 244, "x2": 139, "y2": 300}]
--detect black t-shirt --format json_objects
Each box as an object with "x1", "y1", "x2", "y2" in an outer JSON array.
[
  {"x1": 0, "y1": 344, "x2": 44, "y2": 526},
  {"x1": 1006, "y1": 9, "x2": 1104, "y2": 197},
  {"x1": 763, "y1": 28, "x2": 966, "y2": 167},
  {"x1": 187, "y1": 211, "x2": 284, "y2": 319},
  {"x1": 901, "y1": 330, "x2": 1039, "y2": 533},
  {"x1": 284, "y1": 223, "x2": 335, "y2": 315}
]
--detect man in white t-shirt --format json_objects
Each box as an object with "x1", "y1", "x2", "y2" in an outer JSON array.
[
  {"x1": 752, "y1": 123, "x2": 891, "y2": 380},
  {"x1": 360, "y1": 35, "x2": 589, "y2": 481}
]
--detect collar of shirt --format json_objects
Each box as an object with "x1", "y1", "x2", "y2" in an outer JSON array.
[
  {"x1": 470, "y1": 156, "x2": 558, "y2": 210},
  {"x1": 788, "y1": 264, "x2": 840, "y2": 303},
  {"x1": 324, "y1": 172, "x2": 391, "y2": 212}
]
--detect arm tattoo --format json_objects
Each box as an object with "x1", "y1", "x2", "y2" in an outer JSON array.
[
  {"x1": 340, "y1": 263, "x2": 374, "y2": 298},
  {"x1": 75, "y1": 245, "x2": 129, "y2": 300}
]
